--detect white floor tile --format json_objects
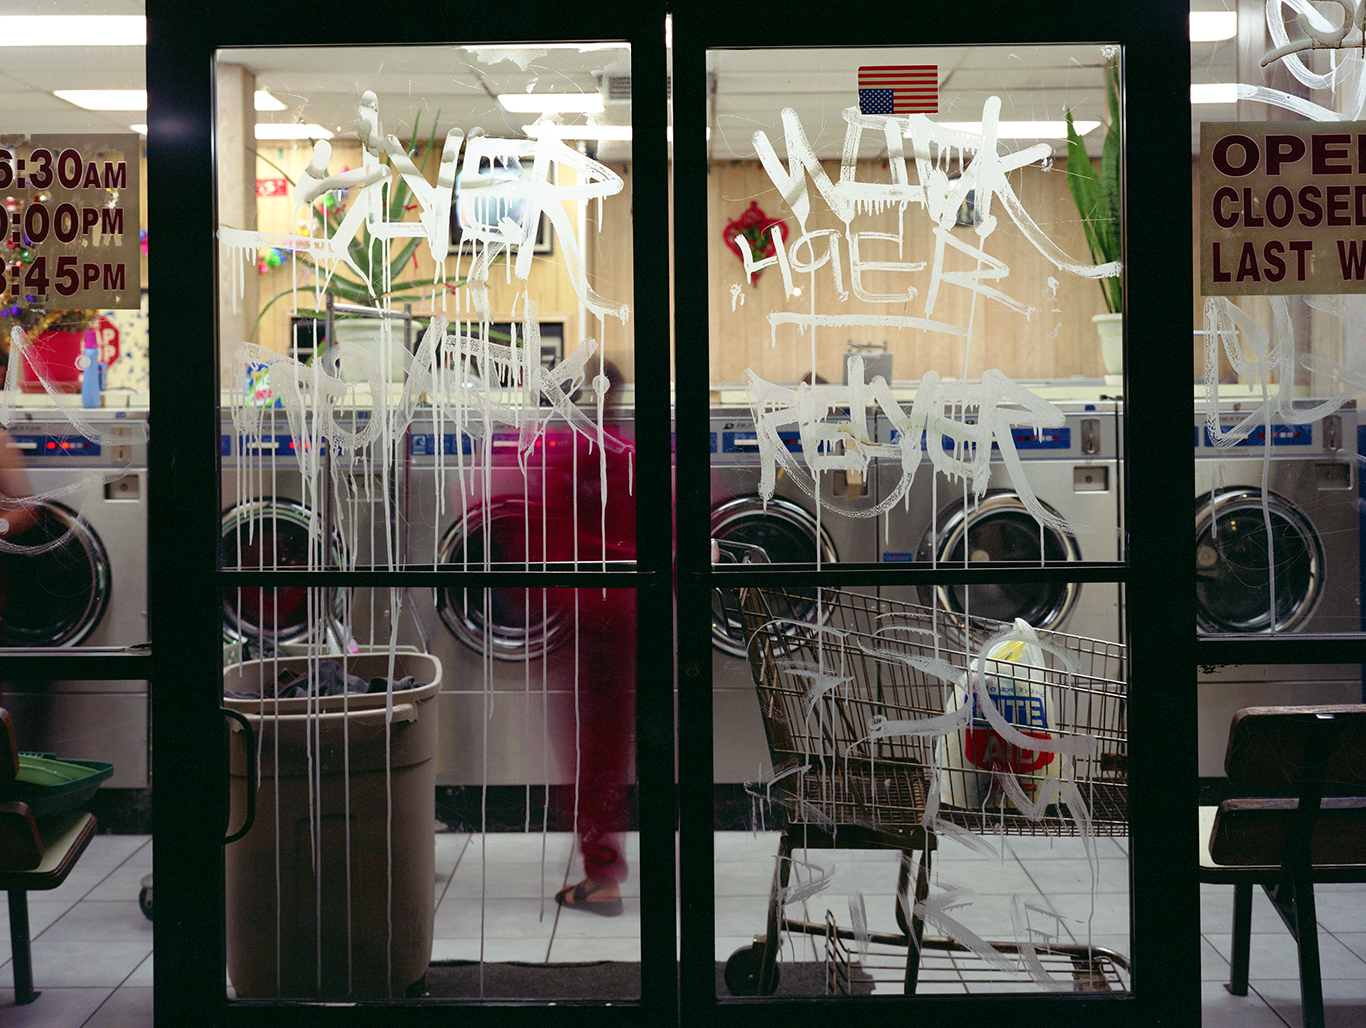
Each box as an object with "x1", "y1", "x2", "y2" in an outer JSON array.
[
  {"x1": 461, "y1": 832, "x2": 575, "y2": 866},
  {"x1": 1201, "y1": 979, "x2": 1301, "y2": 1028},
  {"x1": 1018, "y1": 855, "x2": 1130, "y2": 896},
  {"x1": 1332, "y1": 933, "x2": 1366, "y2": 963},
  {"x1": 430, "y1": 938, "x2": 551, "y2": 963},
  {"x1": 34, "y1": 902, "x2": 152, "y2": 945},
  {"x1": 546, "y1": 935, "x2": 642, "y2": 962},
  {"x1": 1205, "y1": 930, "x2": 1366, "y2": 981},
  {"x1": 714, "y1": 895, "x2": 771, "y2": 937},
  {"x1": 551, "y1": 905, "x2": 641, "y2": 940},
  {"x1": 76, "y1": 836, "x2": 150, "y2": 870},
  {"x1": 713, "y1": 832, "x2": 783, "y2": 862},
  {"x1": 82, "y1": 865, "x2": 153, "y2": 904},
  {"x1": 433, "y1": 897, "x2": 559, "y2": 940},
  {"x1": 713, "y1": 859, "x2": 777, "y2": 897},
  {"x1": 1253, "y1": 978, "x2": 1366, "y2": 1028},
  {"x1": 124, "y1": 954, "x2": 152, "y2": 988},
  {"x1": 80, "y1": 986, "x2": 153, "y2": 1028},
  {"x1": 17, "y1": 940, "x2": 151, "y2": 989},
  {"x1": 445, "y1": 859, "x2": 567, "y2": 901},
  {"x1": 0, "y1": 987, "x2": 111, "y2": 1028}
]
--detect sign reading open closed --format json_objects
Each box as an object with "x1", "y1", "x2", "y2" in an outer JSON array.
[{"x1": 1201, "y1": 121, "x2": 1366, "y2": 295}]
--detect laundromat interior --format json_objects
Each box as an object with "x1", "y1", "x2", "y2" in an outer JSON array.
[{"x1": 1, "y1": 2, "x2": 1365, "y2": 1025}]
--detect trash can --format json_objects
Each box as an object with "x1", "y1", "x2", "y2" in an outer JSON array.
[{"x1": 223, "y1": 651, "x2": 442, "y2": 999}]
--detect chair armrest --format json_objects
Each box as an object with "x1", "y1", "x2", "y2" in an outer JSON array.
[
  {"x1": 0, "y1": 800, "x2": 43, "y2": 872},
  {"x1": 0, "y1": 810, "x2": 96, "y2": 891}
]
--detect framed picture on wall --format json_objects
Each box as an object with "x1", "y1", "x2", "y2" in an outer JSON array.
[{"x1": 449, "y1": 155, "x2": 554, "y2": 255}]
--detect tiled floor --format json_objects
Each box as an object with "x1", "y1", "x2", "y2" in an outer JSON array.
[{"x1": 3, "y1": 830, "x2": 1364, "y2": 1023}]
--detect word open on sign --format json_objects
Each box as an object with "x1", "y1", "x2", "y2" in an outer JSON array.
[{"x1": 1201, "y1": 120, "x2": 1366, "y2": 294}]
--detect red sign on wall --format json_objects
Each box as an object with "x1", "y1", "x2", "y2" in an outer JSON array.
[
  {"x1": 95, "y1": 316, "x2": 120, "y2": 365},
  {"x1": 256, "y1": 178, "x2": 289, "y2": 198}
]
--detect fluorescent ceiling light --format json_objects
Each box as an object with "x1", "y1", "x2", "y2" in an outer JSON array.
[
  {"x1": 255, "y1": 123, "x2": 334, "y2": 140},
  {"x1": 523, "y1": 123, "x2": 632, "y2": 140},
  {"x1": 932, "y1": 121, "x2": 1098, "y2": 139},
  {"x1": 55, "y1": 89, "x2": 147, "y2": 111},
  {"x1": 0, "y1": 15, "x2": 144, "y2": 46},
  {"x1": 1192, "y1": 82, "x2": 1238, "y2": 104},
  {"x1": 130, "y1": 124, "x2": 147, "y2": 136},
  {"x1": 1190, "y1": 11, "x2": 1237, "y2": 42},
  {"x1": 255, "y1": 90, "x2": 288, "y2": 112},
  {"x1": 499, "y1": 93, "x2": 604, "y2": 114}
]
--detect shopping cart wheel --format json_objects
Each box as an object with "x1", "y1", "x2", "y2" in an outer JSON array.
[
  {"x1": 724, "y1": 942, "x2": 778, "y2": 995},
  {"x1": 138, "y1": 874, "x2": 153, "y2": 921}
]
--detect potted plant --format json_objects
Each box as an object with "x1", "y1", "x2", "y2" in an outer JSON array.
[
  {"x1": 253, "y1": 112, "x2": 468, "y2": 379},
  {"x1": 1065, "y1": 56, "x2": 1122, "y2": 375}
]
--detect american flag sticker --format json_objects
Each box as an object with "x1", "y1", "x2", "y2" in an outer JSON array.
[{"x1": 858, "y1": 65, "x2": 939, "y2": 116}]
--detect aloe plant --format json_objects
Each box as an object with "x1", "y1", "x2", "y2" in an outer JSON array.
[
  {"x1": 253, "y1": 112, "x2": 451, "y2": 335},
  {"x1": 1065, "y1": 57, "x2": 1121, "y2": 315}
]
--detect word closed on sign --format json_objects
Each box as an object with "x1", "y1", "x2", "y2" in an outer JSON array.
[{"x1": 1201, "y1": 121, "x2": 1366, "y2": 295}]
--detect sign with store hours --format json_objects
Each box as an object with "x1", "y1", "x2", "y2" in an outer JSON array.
[
  {"x1": 1201, "y1": 121, "x2": 1366, "y2": 295},
  {"x1": 1, "y1": 133, "x2": 140, "y2": 311}
]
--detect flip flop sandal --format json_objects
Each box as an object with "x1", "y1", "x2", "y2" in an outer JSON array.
[{"x1": 555, "y1": 879, "x2": 624, "y2": 917}]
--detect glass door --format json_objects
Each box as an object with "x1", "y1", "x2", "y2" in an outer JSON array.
[
  {"x1": 144, "y1": 1, "x2": 1197, "y2": 1025},
  {"x1": 672, "y1": 3, "x2": 1195, "y2": 1024}
]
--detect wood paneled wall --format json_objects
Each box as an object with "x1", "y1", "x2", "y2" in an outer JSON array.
[
  {"x1": 240, "y1": 146, "x2": 1136, "y2": 388},
  {"x1": 705, "y1": 158, "x2": 1113, "y2": 387}
]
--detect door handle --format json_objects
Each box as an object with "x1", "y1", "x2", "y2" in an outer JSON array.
[{"x1": 221, "y1": 707, "x2": 255, "y2": 844}]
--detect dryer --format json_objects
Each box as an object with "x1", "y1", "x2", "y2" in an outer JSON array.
[
  {"x1": 0, "y1": 409, "x2": 149, "y2": 787},
  {"x1": 708, "y1": 406, "x2": 881, "y2": 782},
  {"x1": 873, "y1": 399, "x2": 1123, "y2": 645},
  {"x1": 400, "y1": 413, "x2": 635, "y2": 786},
  {"x1": 1195, "y1": 401, "x2": 1363, "y2": 776}
]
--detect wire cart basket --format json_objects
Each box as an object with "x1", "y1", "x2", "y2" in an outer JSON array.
[{"x1": 723, "y1": 583, "x2": 1130, "y2": 997}]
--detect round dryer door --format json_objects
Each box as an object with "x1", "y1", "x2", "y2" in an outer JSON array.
[
  {"x1": 435, "y1": 499, "x2": 574, "y2": 661},
  {"x1": 1195, "y1": 488, "x2": 1322, "y2": 633},
  {"x1": 221, "y1": 499, "x2": 346, "y2": 644},
  {"x1": 709, "y1": 495, "x2": 838, "y2": 658},
  {"x1": 918, "y1": 491, "x2": 1081, "y2": 631},
  {"x1": 0, "y1": 501, "x2": 110, "y2": 646}
]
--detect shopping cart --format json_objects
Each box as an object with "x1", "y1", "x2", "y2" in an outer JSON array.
[{"x1": 723, "y1": 584, "x2": 1130, "y2": 996}]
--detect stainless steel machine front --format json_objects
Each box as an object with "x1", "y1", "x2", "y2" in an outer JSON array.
[
  {"x1": 1195, "y1": 401, "x2": 1363, "y2": 775},
  {"x1": 1, "y1": 408, "x2": 149, "y2": 787}
]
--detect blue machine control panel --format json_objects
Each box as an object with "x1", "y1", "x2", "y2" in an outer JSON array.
[
  {"x1": 712, "y1": 428, "x2": 804, "y2": 455},
  {"x1": 9, "y1": 433, "x2": 102, "y2": 459},
  {"x1": 1197, "y1": 420, "x2": 1314, "y2": 448},
  {"x1": 410, "y1": 431, "x2": 476, "y2": 457}
]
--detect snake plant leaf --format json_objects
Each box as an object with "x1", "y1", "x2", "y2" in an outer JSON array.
[{"x1": 1064, "y1": 57, "x2": 1122, "y2": 314}]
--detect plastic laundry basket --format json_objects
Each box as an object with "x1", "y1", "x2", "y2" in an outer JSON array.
[{"x1": 223, "y1": 651, "x2": 442, "y2": 1000}]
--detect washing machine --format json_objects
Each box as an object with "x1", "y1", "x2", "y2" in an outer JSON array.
[
  {"x1": 1195, "y1": 400, "x2": 1363, "y2": 776},
  {"x1": 708, "y1": 405, "x2": 882, "y2": 782},
  {"x1": 219, "y1": 408, "x2": 379, "y2": 653},
  {"x1": 873, "y1": 399, "x2": 1123, "y2": 645},
  {"x1": 400, "y1": 412, "x2": 637, "y2": 786},
  {"x1": 0, "y1": 408, "x2": 149, "y2": 787}
]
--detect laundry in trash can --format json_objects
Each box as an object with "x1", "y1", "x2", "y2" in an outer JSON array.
[{"x1": 223, "y1": 658, "x2": 426, "y2": 699}]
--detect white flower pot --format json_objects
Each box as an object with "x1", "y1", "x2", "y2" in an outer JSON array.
[
  {"x1": 1092, "y1": 312, "x2": 1122, "y2": 379},
  {"x1": 332, "y1": 317, "x2": 412, "y2": 384}
]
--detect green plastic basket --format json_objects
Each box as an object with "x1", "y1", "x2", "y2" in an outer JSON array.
[{"x1": 8, "y1": 753, "x2": 115, "y2": 818}]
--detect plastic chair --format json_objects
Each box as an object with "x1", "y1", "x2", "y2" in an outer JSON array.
[
  {"x1": 1199, "y1": 705, "x2": 1366, "y2": 1028},
  {"x1": 0, "y1": 707, "x2": 98, "y2": 1005}
]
